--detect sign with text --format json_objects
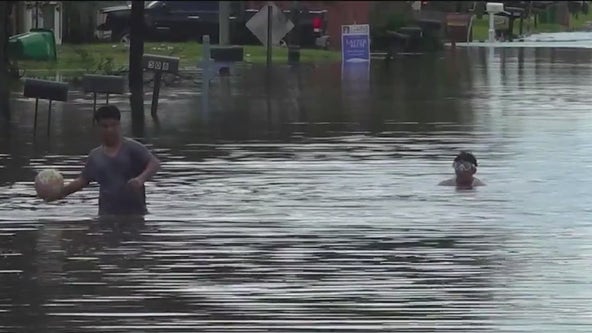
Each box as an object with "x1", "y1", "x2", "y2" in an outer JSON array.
[
  {"x1": 142, "y1": 54, "x2": 180, "y2": 74},
  {"x1": 341, "y1": 24, "x2": 370, "y2": 63}
]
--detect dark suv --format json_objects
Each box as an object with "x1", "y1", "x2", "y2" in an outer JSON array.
[{"x1": 95, "y1": 1, "x2": 329, "y2": 48}]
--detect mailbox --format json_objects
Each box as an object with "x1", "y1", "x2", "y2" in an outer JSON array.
[
  {"x1": 82, "y1": 74, "x2": 127, "y2": 117},
  {"x1": 23, "y1": 78, "x2": 69, "y2": 136},
  {"x1": 210, "y1": 46, "x2": 244, "y2": 62},
  {"x1": 142, "y1": 54, "x2": 180, "y2": 117},
  {"x1": 142, "y1": 54, "x2": 180, "y2": 74},
  {"x1": 82, "y1": 74, "x2": 126, "y2": 95},
  {"x1": 24, "y1": 78, "x2": 68, "y2": 102},
  {"x1": 486, "y1": 2, "x2": 505, "y2": 14}
]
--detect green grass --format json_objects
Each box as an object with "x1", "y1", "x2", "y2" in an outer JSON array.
[
  {"x1": 17, "y1": 42, "x2": 341, "y2": 73},
  {"x1": 471, "y1": 10, "x2": 592, "y2": 41}
]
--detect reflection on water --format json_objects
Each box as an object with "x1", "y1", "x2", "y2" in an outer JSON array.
[{"x1": 2, "y1": 47, "x2": 592, "y2": 332}]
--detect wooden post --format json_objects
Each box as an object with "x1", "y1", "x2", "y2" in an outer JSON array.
[
  {"x1": 219, "y1": 1, "x2": 230, "y2": 45},
  {"x1": 0, "y1": 2, "x2": 11, "y2": 125}
]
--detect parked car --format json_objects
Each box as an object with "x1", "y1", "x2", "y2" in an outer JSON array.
[{"x1": 95, "y1": 1, "x2": 329, "y2": 48}]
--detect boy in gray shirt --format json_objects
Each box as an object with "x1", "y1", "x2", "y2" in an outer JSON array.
[{"x1": 42, "y1": 105, "x2": 161, "y2": 215}]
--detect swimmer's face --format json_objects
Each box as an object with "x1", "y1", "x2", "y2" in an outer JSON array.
[{"x1": 453, "y1": 160, "x2": 476, "y2": 177}]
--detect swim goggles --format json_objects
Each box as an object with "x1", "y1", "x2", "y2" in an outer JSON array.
[{"x1": 453, "y1": 161, "x2": 476, "y2": 173}]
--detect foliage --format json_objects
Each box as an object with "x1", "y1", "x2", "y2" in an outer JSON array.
[
  {"x1": 71, "y1": 47, "x2": 125, "y2": 75},
  {"x1": 17, "y1": 42, "x2": 340, "y2": 73}
]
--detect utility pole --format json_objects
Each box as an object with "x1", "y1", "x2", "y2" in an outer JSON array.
[
  {"x1": 219, "y1": 1, "x2": 230, "y2": 45},
  {"x1": 0, "y1": 1, "x2": 11, "y2": 125},
  {"x1": 129, "y1": 0, "x2": 145, "y2": 130}
]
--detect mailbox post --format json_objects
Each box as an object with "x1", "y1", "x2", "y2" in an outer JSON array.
[
  {"x1": 486, "y1": 3, "x2": 506, "y2": 43},
  {"x1": 142, "y1": 54, "x2": 180, "y2": 117}
]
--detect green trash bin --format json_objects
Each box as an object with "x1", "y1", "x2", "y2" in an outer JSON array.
[{"x1": 8, "y1": 28, "x2": 57, "y2": 62}]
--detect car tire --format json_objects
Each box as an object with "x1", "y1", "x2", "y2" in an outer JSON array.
[{"x1": 117, "y1": 30, "x2": 131, "y2": 44}]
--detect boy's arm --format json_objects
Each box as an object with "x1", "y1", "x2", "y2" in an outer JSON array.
[
  {"x1": 137, "y1": 154, "x2": 161, "y2": 183},
  {"x1": 44, "y1": 176, "x2": 89, "y2": 202}
]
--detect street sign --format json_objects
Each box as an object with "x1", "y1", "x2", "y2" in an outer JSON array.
[
  {"x1": 341, "y1": 24, "x2": 371, "y2": 63},
  {"x1": 246, "y1": 2, "x2": 294, "y2": 47}
]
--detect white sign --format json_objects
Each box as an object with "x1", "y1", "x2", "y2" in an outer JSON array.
[
  {"x1": 246, "y1": 2, "x2": 294, "y2": 47},
  {"x1": 147, "y1": 60, "x2": 170, "y2": 71}
]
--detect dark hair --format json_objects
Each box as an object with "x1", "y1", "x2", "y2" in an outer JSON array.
[
  {"x1": 454, "y1": 151, "x2": 478, "y2": 166},
  {"x1": 94, "y1": 105, "x2": 121, "y2": 123}
]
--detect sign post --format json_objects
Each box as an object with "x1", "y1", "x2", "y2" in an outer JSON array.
[
  {"x1": 341, "y1": 24, "x2": 371, "y2": 112},
  {"x1": 266, "y1": 3, "x2": 272, "y2": 70},
  {"x1": 246, "y1": 2, "x2": 294, "y2": 69}
]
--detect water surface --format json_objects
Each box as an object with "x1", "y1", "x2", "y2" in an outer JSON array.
[{"x1": 1, "y1": 46, "x2": 592, "y2": 332}]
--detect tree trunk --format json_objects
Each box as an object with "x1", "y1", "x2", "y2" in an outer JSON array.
[
  {"x1": 0, "y1": 2, "x2": 11, "y2": 126},
  {"x1": 129, "y1": 0, "x2": 144, "y2": 130}
]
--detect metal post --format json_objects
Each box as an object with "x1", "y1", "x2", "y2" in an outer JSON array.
[
  {"x1": 33, "y1": 98, "x2": 39, "y2": 133},
  {"x1": 92, "y1": 92, "x2": 97, "y2": 114},
  {"x1": 106, "y1": 93, "x2": 109, "y2": 104},
  {"x1": 150, "y1": 72, "x2": 162, "y2": 117},
  {"x1": 488, "y1": 12, "x2": 495, "y2": 42},
  {"x1": 202, "y1": 35, "x2": 211, "y2": 112},
  {"x1": 219, "y1": 1, "x2": 230, "y2": 45},
  {"x1": 203, "y1": 35, "x2": 211, "y2": 66},
  {"x1": 47, "y1": 100, "x2": 52, "y2": 136},
  {"x1": 266, "y1": 4, "x2": 272, "y2": 70}
]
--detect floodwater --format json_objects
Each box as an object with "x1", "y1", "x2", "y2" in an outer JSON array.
[{"x1": 2, "y1": 46, "x2": 592, "y2": 332}]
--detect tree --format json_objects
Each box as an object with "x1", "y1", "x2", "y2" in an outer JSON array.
[{"x1": 129, "y1": 0, "x2": 145, "y2": 129}]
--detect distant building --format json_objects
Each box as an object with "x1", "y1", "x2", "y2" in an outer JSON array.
[
  {"x1": 10, "y1": 1, "x2": 64, "y2": 44},
  {"x1": 9, "y1": 1, "x2": 128, "y2": 44}
]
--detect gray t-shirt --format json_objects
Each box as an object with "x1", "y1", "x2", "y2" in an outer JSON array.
[{"x1": 81, "y1": 137, "x2": 153, "y2": 215}]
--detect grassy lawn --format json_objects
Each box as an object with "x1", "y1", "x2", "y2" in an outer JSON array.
[
  {"x1": 17, "y1": 42, "x2": 341, "y2": 73},
  {"x1": 472, "y1": 10, "x2": 592, "y2": 41}
]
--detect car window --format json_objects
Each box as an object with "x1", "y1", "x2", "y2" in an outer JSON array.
[
  {"x1": 165, "y1": 1, "x2": 218, "y2": 12},
  {"x1": 146, "y1": 1, "x2": 162, "y2": 9}
]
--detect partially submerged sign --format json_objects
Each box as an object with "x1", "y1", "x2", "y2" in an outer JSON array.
[
  {"x1": 246, "y1": 2, "x2": 294, "y2": 46},
  {"x1": 341, "y1": 24, "x2": 371, "y2": 63}
]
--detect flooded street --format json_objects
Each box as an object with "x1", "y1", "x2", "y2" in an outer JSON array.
[{"x1": 2, "y1": 46, "x2": 592, "y2": 332}]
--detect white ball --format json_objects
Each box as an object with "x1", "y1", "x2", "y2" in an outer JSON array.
[{"x1": 35, "y1": 169, "x2": 64, "y2": 199}]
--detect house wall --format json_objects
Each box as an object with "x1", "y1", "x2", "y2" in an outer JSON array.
[{"x1": 325, "y1": 1, "x2": 371, "y2": 50}]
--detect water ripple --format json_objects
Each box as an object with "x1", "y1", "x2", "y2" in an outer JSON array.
[{"x1": 2, "y1": 48, "x2": 592, "y2": 332}]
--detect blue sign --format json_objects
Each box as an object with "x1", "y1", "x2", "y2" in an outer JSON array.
[{"x1": 341, "y1": 24, "x2": 371, "y2": 63}]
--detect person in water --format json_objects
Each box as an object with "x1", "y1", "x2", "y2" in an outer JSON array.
[
  {"x1": 42, "y1": 105, "x2": 161, "y2": 215},
  {"x1": 439, "y1": 151, "x2": 485, "y2": 188}
]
